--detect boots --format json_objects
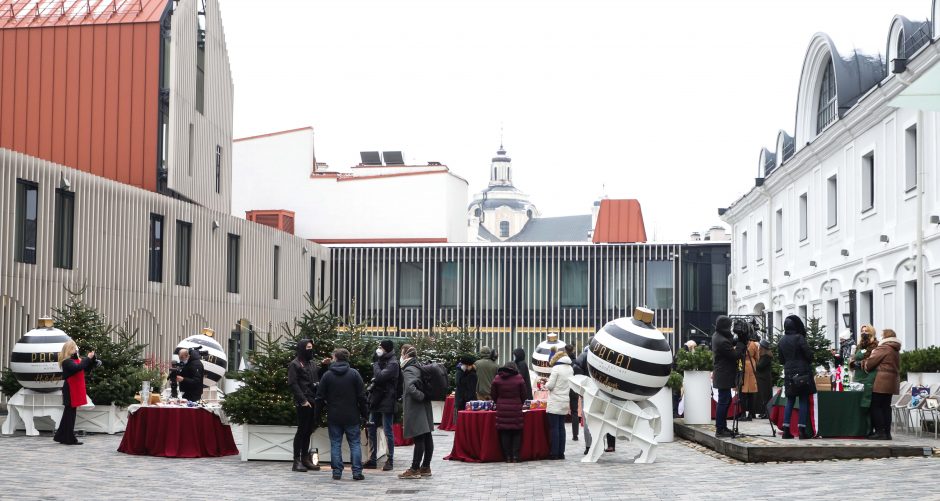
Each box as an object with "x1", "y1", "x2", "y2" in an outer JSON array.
[
  {"x1": 382, "y1": 459, "x2": 394, "y2": 471},
  {"x1": 418, "y1": 466, "x2": 432, "y2": 477},
  {"x1": 799, "y1": 428, "x2": 812, "y2": 440},
  {"x1": 292, "y1": 456, "x2": 308, "y2": 472},
  {"x1": 781, "y1": 428, "x2": 794, "y2": 439},
  {"x1": 301, "y1": 453, "x2": 320, "y2": 471}
]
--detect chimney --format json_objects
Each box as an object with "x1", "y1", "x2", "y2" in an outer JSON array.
[{"x1": 707, "y1": 225, "x2": 729, "y2": 241}]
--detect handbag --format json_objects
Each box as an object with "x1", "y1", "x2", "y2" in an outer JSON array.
[{"x1": 787, "y1": 373, "x2": 813, "y2": 394}]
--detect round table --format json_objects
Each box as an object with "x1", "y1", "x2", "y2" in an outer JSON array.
[
  {"x1": 117, "y1": 407, "x2": 238, "y2": 458},
  {"x1": 444, "y1": 409, "x2": 550, "y2": 462},
  {"x1": 438, "y1": 395, "x2": 457, "y2": 431}
]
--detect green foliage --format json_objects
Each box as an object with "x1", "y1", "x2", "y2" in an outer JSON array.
[
  {"x1": 407, "y1": 321, "x2": 477, "y2": 392},
  {"x1": 0, "y1": 367, "x2": 22, "y2": 398},
  {"x1": 900, "y1": 346, "x2": 940, "y2": 377},
  {"x1": 222, "y1": 331, "x2": 301, "y2": 426},
  {"x1": 804, "y1": 317, "x2": 835, "y2": 369},
  {"x1": 676, "y1": 346, "x2": 714, "y2": 372},
  {"x1": 666, "y1": 370, "x2": 683, "y2": 391}
]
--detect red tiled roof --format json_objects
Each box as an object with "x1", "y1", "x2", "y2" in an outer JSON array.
[
  {"x1": 592, "y1": 199, "x2": 647, "y2": 243},
  {"x1": 0, "y1": 0, "x2": 170, "y2": 29}
]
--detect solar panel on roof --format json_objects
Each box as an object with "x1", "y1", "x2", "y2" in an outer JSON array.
[
  {"x1": 382, "y1": 151, "x2": 404, "y2": 165},
  {"x1": 360, "y1": 151, "x2": 381, "y2": 165}
]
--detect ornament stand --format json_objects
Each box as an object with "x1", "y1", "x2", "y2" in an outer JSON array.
[{"x1": 569, "y1": 375, "x2": 661, "y2": 464}]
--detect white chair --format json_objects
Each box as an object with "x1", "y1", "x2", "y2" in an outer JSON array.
[
  {"x1": 919, "y1": 396, "x2": 940, "y2": 439},
  {"x1": 892, "y1": 393, "x2": 912, "y2": 433}
]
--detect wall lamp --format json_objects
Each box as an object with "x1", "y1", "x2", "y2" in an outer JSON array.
[
  {"x1": 809, "y1": 260, "x2": 817, "y2": 267},
  {"x1": 745, "y1": 285, "x2": 752, "y2": 291},
  {"x1": 212, "y1": 220, "x2": 220, "y2": 231},
  {"x1": 731, "y1": 290, "x2": 737, "y2": 296},
  {"x1": 762, "y1": 278, "x2": 769, "y2": 284},
  {"x1": 840, "y1": 249, "x2": 849, "y2": 257},
  {"x1": 784, "y1": 271, "x2": 791, "y2": 277},
  {"x1": 879, "y1": 235, "x2": 889, "y2": 244},
  {"x1": 931, "y1": 215, "x2": 940, "y2": 225}
]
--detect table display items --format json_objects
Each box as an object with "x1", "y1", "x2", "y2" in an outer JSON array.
[
  {"x1": 531, "y1": 333, "x2": 565, "y2": 377},
  {"x1": 174, "y1": 327, "x2": 228, "y2": 387}
]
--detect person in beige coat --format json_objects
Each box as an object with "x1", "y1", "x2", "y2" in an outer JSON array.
[
  {"x1": 545, "y1": 351, "x2": 573, "y2": 460},
  {"x1": 862, "y1": 329, "x2": 902, "y2": 440}
]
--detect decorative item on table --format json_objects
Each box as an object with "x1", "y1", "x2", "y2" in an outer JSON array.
[
  {"x1": 586, "y1": 307, "x2": 672, "y2": 401},
  {"x1": 834, "y1": 365, "x2": 843, "y2": 391},
  {"x1": 141, "y1": 381, "x2": 152, "y2": 407},
  {"x1": 846, "y1": 382, "x2": 864, "y2": 392},
  {"x1": 910, "y1": 386, "x2": 930, "y2": 408},
  {"x1": 531, "y1": 333, "x2": 565, "y2": 378},
  {"x1": 9, "y1": 317, "x2": 72, "y2": 393},
  {"x1": 814, "y1": 375, "x2": 832, "y2": 392},
  {"x1": 174, "y1": 327, "x2": 228, "y2": 388}
]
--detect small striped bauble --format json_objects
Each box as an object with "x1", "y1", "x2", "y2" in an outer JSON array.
[
  {"x1": 174, "y1": 328, "x2": 228, "y2": 387},
  {"x1": 10, "y1": 318, "x2": 72, "y2": 393},
  {"x1": 587, "y1": 307, "x2": 673, "y2": 402},
  {"x1": 531, "y1": 333, "x2": 566, "y2": 377}
]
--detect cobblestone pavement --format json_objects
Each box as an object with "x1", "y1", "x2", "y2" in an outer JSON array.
[{"x1": 1, "y1": 424, "x2": 939, "y2": 501}]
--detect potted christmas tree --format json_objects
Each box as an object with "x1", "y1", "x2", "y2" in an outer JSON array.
[{"x1": 677, "y1": 347, "x2": 713, "y2": 425}]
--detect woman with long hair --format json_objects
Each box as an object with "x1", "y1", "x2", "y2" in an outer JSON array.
[
  {"x1": 53, "y1": 340, "x2": 95, "y2": 445},
  {"x1": 863, "y1": 329, "x2": 902, "y2": 440},
  {"x1": 850, "y1": 324, "x2": 879, "y2": 435}
]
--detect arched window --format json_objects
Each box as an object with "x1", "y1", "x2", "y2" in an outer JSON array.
[
  {"x1": 897, "y1": 30, "x2": 905, "y2": 59},
  {"x1": 526, "y1": 209, "x2": 533, "y2": 218},
  {"x1": 499, "y1": 221, "x2": 510, "y2": 238},
  {"x1": 816, "y1": 59, "x2": 837, "y2": 134}
]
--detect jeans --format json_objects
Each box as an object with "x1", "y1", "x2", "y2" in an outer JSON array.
[
  {"x1": 498, "y1": 429, "x2": 522, "y2": 460},
  {"x1": 783, "y1": 394, "x2": 810, "y2": 429},
  {"x1": 367, "y1": 411, "x2": 394, "y2": 461},
  {"x1": 870, "y1": 392, "x2": 893, "y2": 434},
  {"x1": 715, "y1": 388, "x2": 732, "y2": 431},
  {"x1": 293, "y1": 405, "x2": 316, "y2": 458},
  {"x1": 411, "y1": 432, "x2": 434, "y2": 470},
  {"x1": 328, "y1": 423, "x2": 362, "y2": 477},
  {"x1": 547, "y1": 413, "x2": 567, "y2": 457}
]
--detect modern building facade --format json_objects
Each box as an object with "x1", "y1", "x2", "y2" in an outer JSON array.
[{"x1": 721, "y1": 2, "x2": 940, "y2": 348}]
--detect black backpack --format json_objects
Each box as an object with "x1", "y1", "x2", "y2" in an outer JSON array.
[{"x1": 418, "y1": 363, "x2": 449, "y2": 401}]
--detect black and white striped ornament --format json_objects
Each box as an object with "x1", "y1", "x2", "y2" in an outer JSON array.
[
  {"x1": 587, "y1": 308, "x2": 672, "y2": 402},
  {"x1": 10, "y1": 319, "x2": 72, "y2": 393},
  {"x1": 531, "y1": 333, "x2": 566, "y2": 377},
  {"x1": 174, "y1": 330, "x2": 228, "y2": 387}
]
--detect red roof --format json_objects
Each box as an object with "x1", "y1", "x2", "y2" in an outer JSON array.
[
  {"x1": 592, "y1": 199, "x2": 647, "y2": 243},
  {"x1": 0, "y1": 0, "x2": 169, "y2": 29}
]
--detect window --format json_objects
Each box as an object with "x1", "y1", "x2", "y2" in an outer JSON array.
[
  {"x1": 755, "y1": 222, "x2": 763, "y2": 261},
  {"x1": 827, "y1": 299, "x2": 840, "y2": 345},
  {"x1": 862, "y1": 151, "x2": 875, "y2": 212},
  {"x1": 860, "y1": 290, "x2": 873, "y2": 327},
  {"x1": 320, "y1": 260, "x2": 325, "y2": 302},
  {"x1": 439, "y1": 261, "x2": 459, "y2": 307},
  {"x1": 905, "y1": 280, "x2": 918, "y2": 349},
  {"x1": 561, "y1": 261, "x2": 588, "y2": 307},
  {"x1": 827, "y1": 175, "x2": 838, "y2": 228},
  {"x1": 905, "y1": 124, "x2": 917, "y2": 192},
  {"x1": 499, "y1": 220, "x2": 509, "y2": 238},
  {"x1": 53, "y1": 189, "x2": 74, "y2": 269},
  {"x1": 187, "y1": 124, "x2": 194, "y2": 177},
  {"x1": 226, "y1": 233, "x2": 240, "y2": 293},
  {"x1": 711, "y1": 262, "x2": 728, "y2": 312},
  {"x1": 215, "y1": 145, "x2": 222, "y2": 193},
  {"x1": 816, "y1": 59, "x2": 837, "y2": 134},
  {"x1": 273, "y1": 246, "x2": 280, "y2": 299},
  {"x1": 775, "y1": 209, "x2": 783, "y2": 252},
  {"x1": 175, "y1": 221, "x2": 192, "y2": 286},
  {"x1": 798, "y1": 305, "x2": 808, "y2": 323},
  {"x1": 799, "y1": 193, "x2": 808, "y2": 241},
  {"x1": 14, "y1": 180, "x2": 38, "y2": 264},
  {"x1": 646, "y1": 260, "x2": 673, "y2": 310},
  {"x1": 310, "y1": 257, "x2": 316, "y2": 301},
  {"x1": 195, "y1": 0, "x2": 206, "y2": 114},
  {"x1": 606, "y1": 260, "x2": 633, "y2": 309},
  {"x1": 740, "y1": 231, "x2": 748, "y2": 269},
  {"x1": 398, "y1": 262, "x2": 422, "y2": 307},
  {"x1": 148, "y1": 214, "x2": 164, "y2": 282}
]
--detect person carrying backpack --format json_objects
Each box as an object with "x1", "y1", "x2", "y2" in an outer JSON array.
[{"x1": 398, "y1": 344, "x2": 434, "y2": 480}]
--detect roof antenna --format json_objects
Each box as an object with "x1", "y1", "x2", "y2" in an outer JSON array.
[{"x1": 500, "y1": 123, "x2": 504, "y2": 150}]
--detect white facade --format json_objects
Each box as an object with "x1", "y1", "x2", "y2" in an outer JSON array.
[
  {"x1": 231, "y1": 128, "x2": 470, "y2": 243},
  {"x1": 722, "y1": 10, "x2": 940, "y2": 350}
]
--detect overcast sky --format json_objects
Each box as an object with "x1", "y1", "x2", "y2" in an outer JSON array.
[{"x1": 219, "y1": 0, "x2": 932, "y2": 241}]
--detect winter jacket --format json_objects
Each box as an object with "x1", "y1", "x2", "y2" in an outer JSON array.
[
  {"x1": 315, "y1": 361, "x2": 368, "y2": 427},
  {"x1": 454, "y1": 365, "x2": 477, "y2": 415},
  {"x1": 711, "y1": 317, "x2": 743, "y2": 390},
  {"x1": 368, "y1": 351, "x2": 400, "y2": 414},
  {"x1": 545, "y1": 355, "x2": 573, "y2": 415},
  {"x1": 287, "y1": 341, "x2": 319, "y2": 407},
  {"x1": 491, "y1": 365, "x2": 527, "y2": 430},
  {"x1": 864, "y1": 337, "x2": 902, "y2": 395},
  {"x1": 778, "y1": 315, "x2": 816, "y2": 396},
  {"x1": 755, "y1": 353, "x2": 774, "y2": 413},
  {"x1": 401, "y1": 358, "x2": 434, "y2": 438},
  {"x1": 512, "y1": 348, "x2": 533, "y2": 400},
  {"x1": 475, "y1": 350, "x2": 498, "y2": 398},
  {"x1": 741, "y1": 341, "x2": 759, "y2": 393},
  {"x1": 61, "y1": 354, "x2": 95, "y2": 408},
  {"x1": 178, "y1": 354, "x2": 205, "y2": 401}
]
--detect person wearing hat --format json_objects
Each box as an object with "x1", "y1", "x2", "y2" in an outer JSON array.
[
  {"x1": 712, "y1": 315, "x2": 745, "y2": 437},
  {"x1": 454, "y1": 354, "x2": 478, "y2": 424},
  {"x1": 778, "y1": 315, "x2": 816, "y2": 439},
  {"x1": 754, "y1": 339, "x2": 774, "y2": 419},
  {"x1": 863, "y1": 328, "x2": 902, "y2": 440},
  {"x1": 364, "y1": 339, "x2": 398, "y2": 471},
  {"x1": 475, "y1": 347, "x2": 498, "y2": 400}
]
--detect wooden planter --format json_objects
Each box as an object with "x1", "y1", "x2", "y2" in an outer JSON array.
[{"x1": 241, "y1": 424, "x2": 387, "y2": 462}]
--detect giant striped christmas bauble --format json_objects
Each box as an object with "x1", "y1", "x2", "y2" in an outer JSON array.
[
  {"x1": 174, "y1": 331, "x2": 228, "y2": 387},
  {"x1": 587, "y1": 308, "x2": 672, "y2": 401},
  {"x1": 531, "y1": 333, "x2": 566, "y2": 377},
  {"x1": 10, "y1": 320, "x2": 72, "y2": 393}
]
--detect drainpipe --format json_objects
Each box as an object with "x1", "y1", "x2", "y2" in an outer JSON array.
[
  {"x1": 916, "y1": 108, "x2": 925, "y2": 348},
  {"x1": 755, "y1": 186, "x2": 773, "y2": 332}
]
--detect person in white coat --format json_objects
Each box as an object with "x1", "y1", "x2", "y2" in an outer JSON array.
[{"x1": 545, "y1": 350, "x2": 573, "y2": 460}]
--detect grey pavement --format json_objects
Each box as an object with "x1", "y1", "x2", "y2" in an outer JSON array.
[{"x1": 1, "y1": 422, "x2": 939, "y2": 501}]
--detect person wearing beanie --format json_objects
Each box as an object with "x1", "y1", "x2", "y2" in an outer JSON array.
[
  {"x1": 286, "y1": 339, "x2": 320, "y2": 473},
  {"x1": 512, "y1": 348, "x2": 533, "y2": 400},
  {"x1": 754, "y1": 339, "x2": 774, "y2": 419},
  {"x1": 364, "y1": 339, "x2": 399, "y2": 471},
  {"x1": 863, "y1": 328, "x2": 902, "y2": 440},
  {"x1": 491, "y1": 361, "x2": 527, "y2": 462},
  {"x1": 475, "y1": 347, "x2": 498, "y2": 400},
  {"x1": 778, "y1": 314, "x2": 815, "y2": 439},
  {"x1": 399, "y1": 344, "x2": 435, "y2": 480},
  {"x1": 454, "y1": 354, "x2": 478, "y2": 424},
  {"x1": 545, "y1": 350, "x2": 573, "y2": 459},
  {"x1": 712, "y1": 315, "x2": 745, "y2": 437}
]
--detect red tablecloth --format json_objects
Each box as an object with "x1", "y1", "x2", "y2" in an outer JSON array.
[
  {"x1": 393, "y1": 423, "x2": 414, "y2": 446},
  {"x1": 710, "y1": 395, "x2": 739, "y2": 419},
  {"x1": 444, "y1": 409, "x2": 549, "y2": 462},
  {"x1": 117, "y1": 407, "x2": 238, "y2": 458},
  {"x1": 439, "y1": 395, "x2": 456, "y2": 431}
]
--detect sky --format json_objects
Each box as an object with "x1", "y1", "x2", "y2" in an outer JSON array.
[{"x1": 218, "y1": 0, "x2": 933, "y2": 241}]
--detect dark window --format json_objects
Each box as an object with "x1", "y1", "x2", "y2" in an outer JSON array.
[
  {"x1": 561, "y1": 260, "x2": 588, "y2": 307},
  {"x1": 187, "y1": 124, "x2": 194, "y2": 176},
  {"x1": 646, "y1": 260, "x2": 673, "y2": 310},
  {"x1": 195, "y1": 0, "x2": 206, "y2": 114},
  {"x1": 273, "y1": 245, "x2": 280, "y2": 299},
  {"x1": 439, "y1": 261, "x2": 459, "y2": 307},
  {"x1": 319, "y1": 260, "x2": 326, "y2": 302},
  {"x1": 862, "y1": 151, "x2": 875, "y2": 212},
  {"x1": 53, "y1": 189, "x2": 75, "y2": 269},
  {"x1": 799, "y1": 193, "x2": 808, "y2": 241},
  {"x1": 227, "y1": 233, "x2": 240, "y2": 293},
  {"x1": 827, "y1": 176, "x2": 838, "y2": 228},
  {"x1": 310, "y1": 257, "x2": 316, "y2": 302},
  {"x1": 817, "y1": 59, "x2": 837, "y2": 134},
  {"x1": 14, "y1": 180, "x2": 38, "y2": 264},
  {"x1": 215, "y1": 145, "x2": 222, "y2": 193},
  {"x1": 499, "y1": 221, "x2": 509, "y2": 238},
  {"x1": 399, "y1": 262, "x2": 422, "y2": 307},
  {"x1": 175, "y1": 221, "x2": 192, "y2": 286},
  {"x1": 148, "y1": 214, "x2": 164, "y2": 282},
  {"x1": 905, "y1": 124, "x2": 917, "y2": 192}
]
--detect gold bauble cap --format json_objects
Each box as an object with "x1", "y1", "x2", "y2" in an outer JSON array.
[
  {"x1": 201, "y1": 327, "x2": 215, "y2": 337},
  {"x1": 38, "y1": 317, "x2": 54, "y2": 328},
  {"x1": 634, "y1": 307, "x2": 654, "y2": 324},
  {"x1": 547, "y1": 333, "x2": 558, "y2": 342}
]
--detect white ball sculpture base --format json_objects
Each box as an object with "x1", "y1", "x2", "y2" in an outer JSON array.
[
  {"x1": 569, "y1": 375, "x2": 661, "y2": 464},
  {"x1": 0, "y1": 388, "x2": 93, "y2": 436}
]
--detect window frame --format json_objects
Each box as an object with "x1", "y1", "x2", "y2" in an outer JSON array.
[
  {"x1": 798, "y1": 193, "x2": 808, "y2": 242},
  {"x1": 438, "y1": 261, "x2": 459, "y2": 308},
  {"x1": 740, "y1": 230, "x2": 748, "y2": 269},
  {"x1": 175, "y1": 220, "x2": 192, "y2": 286},
  {"x1": 755, "y1": 221, "x2": 763, "y2": 262},
  {"x1": 227, "y1": 233, "x2": 240, "y2": 294},
  {"x1": 816, "y1": 58, "x2": 837, "y2": 134},
  {"x1": 499, "y1": 220, "x2": 509, "y2": 238},
  {"x1": 560, "y1": 260, "x2": 589, "y2": 308},
  {"x1": 14, "y1": 179, "x2": 39, "y2": 265},
  {"x1": 774, "y1": 209, "x2": 784, "y2": 253},
  {"x1": 861, "y1": 151, "x2": 875, "y2": 213},
  {"x1": 826, "y1": 175, "x2": 838, "y2": 230},
  {"x1": 148, "y1": 213, "x2": 165, "y2": 283},
  {"x1": 904, "y1": 124, "x2": 917, "y2": 193},
  {"x1": 398, "y1": 261, "x2": 423, "y2": 307},
  {"x1": 53, "y1": 188, "x2": 75, "y2": 270}
]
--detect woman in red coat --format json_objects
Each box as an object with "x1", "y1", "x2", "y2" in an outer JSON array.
[
  {"x1": 53, "y1": 340, "x2": 96, "y2": 445},
  {"x1": 490, "y1": 362, "x2": 527, "y2": 463}
]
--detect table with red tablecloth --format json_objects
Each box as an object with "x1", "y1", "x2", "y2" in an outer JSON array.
[
  {"x1": 393, "y1": 423, "x2": 414, "y2": 446},
  {"x1": 117, "y1": 406, "x2": 238, "y2": 458},
  {"x1": 444, "y1": 409, "x2": 549, "y2": 462},
  {"x1": 439, "y1": 395, "x2": 457, "y2": 431},
  {"x1": 710, "y1": 395, "x2": 739, "y2": 419}
]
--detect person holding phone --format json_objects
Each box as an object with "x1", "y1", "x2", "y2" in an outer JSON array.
[
  {"x1": 53, "y1": 341, "x2": 95, "y2": 445},
  {"x1": 288, "y1": 339, "x2": 321, "y2": 472}
]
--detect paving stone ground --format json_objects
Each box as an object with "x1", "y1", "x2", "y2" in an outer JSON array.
[{"x1": 2, "y1": 422, "x2": 939, "y2": 500}]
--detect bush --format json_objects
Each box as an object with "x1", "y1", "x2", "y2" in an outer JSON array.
[
  {"x1": 222, "y1": 332, "x2": 299, "y2": 426},
  {"x1": 0, "y1": 367, "x2": 22, "y2": 398},
  {"x1": 666, "y1": 370, "x2": 683, "y2": 391},
  {"x1": 675, "y1": 347, "x2": 713, "y2": 372},
  {"x1": 901, "y1": 346, "x2": 940, "y2": 377}
]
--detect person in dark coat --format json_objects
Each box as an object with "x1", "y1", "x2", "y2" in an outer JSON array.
[
  {"x1": 316, "y1": 348, "x2": 368, "y2": 481},
  {"x1": 365, "y1": 340, "x2": 398, "y2": 471},
  {"x1": 176, "y1": 347, "x2": 204, "y2": 402},
  {"x1": 287, "y1": 339, "x2": 320, "y2": 472},
  {"x1": 454, "y1": 355, "x2": 477, "y2": 424},
  {"x1": 491, "y1": 362, "x2": 527, "y2": 462},
  {"x1": 565, "y1": 345, "x2": 582, "y2": 441},
  {"x1": 399, "y1": 344, "x2": 434, "y2": 480},
  {"x1": 712, "y1": 315, "x2": 745, "y2": 437},
  {"x1": 777, "y1": 315, "x2": 816, "y2": 439},
  {"x1": 512, "y1": 348, "x2": 533, "y2": 400},
  {"x1": 754, "y1": 340, "x2": 774, "y2": 419},
  {"x1": 53, "y1": 340, "x2": 95, "y2": 445}
]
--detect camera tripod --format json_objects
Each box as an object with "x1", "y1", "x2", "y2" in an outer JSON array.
[{"x1": 730, "y1": 341, "x2": 776, "y2": 439}]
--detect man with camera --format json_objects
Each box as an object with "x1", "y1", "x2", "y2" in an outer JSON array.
[
  {"x1": 175, "y1": 347, "x2": 205, "y2": 402},
  {"x1": 712, "y1": 316, "x2": 747, "y2": 437},
  {"x1": 364, "y1": 340, "x2": 399, "y2": 472}
]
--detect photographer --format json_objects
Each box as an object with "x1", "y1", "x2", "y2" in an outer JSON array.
[
  {"x1": 712, "y1": 316, "x2": 745, "y2": 437},
  {"x1": 734, "y1": 320, "x2": 759, "y2": 421},
  {"x1": 778, "y1": 315, "x2": 815, "y2": 439},
  {"x1": 364, "y1": 340, "x2": 398, "y2": 472},
  {"x1": 53, "y1": 341, "x2": 96, "y2": 445},
  {"x1": 176, "y1": 347, "x2": 205, "y2": 402}
]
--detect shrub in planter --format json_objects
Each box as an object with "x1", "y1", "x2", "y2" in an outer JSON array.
[
  {"x1": 222, "y1": 332, "x2": 299, "y2": 427},
  {"x1": 0, "y1": 367, "x2": 22, "y2": 398},
  {"x1": 900, "y1": 346, "x2": 940, "y2": 380},
  {"x1": 675, "y1": 347, "x2": 713, "y2": 372},
  {"x1": 666, "y1": 370, "x2": 683, "y2": 391}
]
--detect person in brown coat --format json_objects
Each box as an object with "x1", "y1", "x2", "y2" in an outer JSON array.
[
  {"x1": 740, "y1": 337, "x2": 759, "y2": 420},
  {"x1": 862, "y1": 329, "x2": 902, "y2": 440},
  {"x1": 491, "y1": 362, "x2": 527, "y2": 463}
]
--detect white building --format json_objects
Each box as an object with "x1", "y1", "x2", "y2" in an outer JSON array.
[
  {"x1": 231, "y1": 127, "x2": 470, "y2": 243},
  {"x1": 721, "y1": 2, "x2": 940, "y2": 350}
]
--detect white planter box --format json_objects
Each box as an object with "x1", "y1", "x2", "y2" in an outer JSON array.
[
  {"x1": 919, "y1": 373, "x2": 940, "y2": 385},
  {"x1": 682, "y1": 371, "x2": 712, "y2": 425},
  {"x1": 432, "y1": 400, "x2": 444, "y2": 424},
  {"x1": 222, "y1": 378, "x2": 244, "y2": 395},
  {"x1": 310, "y1": 426, "x2": 387, "y2": 463},
  {"x1": 649, "y1": 387, "x2": 674, "y2": 443},
  {"x1": 76, "y1": 404, "x2": 128, "y2": 434},
  {"x1": 907, "y1": 372, "x2": 923, "y2": 385},
  {"x1": 241, "y1": 424, "x2": 387, "y2": 462}
]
